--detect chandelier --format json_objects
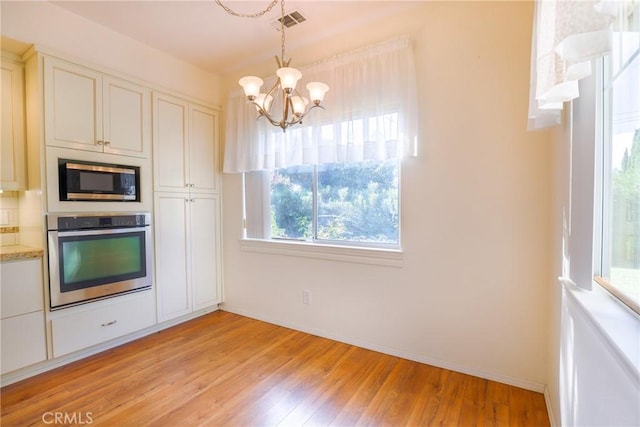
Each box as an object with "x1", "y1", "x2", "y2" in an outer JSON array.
[{"x1": 216, "y1": 0, "x2": 329, "y2": 131}]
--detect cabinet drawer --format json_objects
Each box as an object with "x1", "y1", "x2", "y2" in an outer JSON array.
[
  {"x1": 1, "y1": 258, "x2": 43, "y2": 318},
  {"x1": 1, "y1": 311, "x2": 47, "y2": 374},
  {"x1": 51, "y1": 292, "x2": 156, "y2": 358}
]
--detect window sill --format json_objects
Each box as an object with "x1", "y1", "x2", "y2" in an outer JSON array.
[
  {"x1": 560, "y1": 277, "x2": 640, "y2": 384},
  {"x1": 239, "y1": 238, "x2": 404, "y2": 267}
]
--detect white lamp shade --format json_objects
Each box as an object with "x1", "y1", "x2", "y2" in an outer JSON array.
[
  {"x1": 255, "y1": 93, "x2": 273, "y2": 111},
  {"x1": 306, "y1": 82, "x2": 329, "y2": 103},
  {"x1": 290, "y1": 96, "x2": 309, "y2": 115},
  {"x1": 239, "y1": 76, "x2": 263, "y2": 98},
  {"x1": 276, "y1": 67, "x2": 302, "y2": 91}
]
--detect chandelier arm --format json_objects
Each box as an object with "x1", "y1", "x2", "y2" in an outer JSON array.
[
  {"x1": 265, "y1": 79, "x2": 280, "y2": 102},
  {"x1": 290, "y1": 104, "x2": 325, "y2": 126},
  {"x1": 282, "y1": 91, "x2": 291, "y2": 125},
  {"x1": 260, "y1": 111, "x2": 283, "y2": 128},
  {"x1": 247, "y1": 100, "x2": 281, "y2": 127},
  {"x1": 214, "y1": 0, "x2": 278, "y2": 19}
]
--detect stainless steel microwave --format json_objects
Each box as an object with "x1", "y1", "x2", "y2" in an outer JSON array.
[{"x1": 58, "y1": 159, "x2": 140, "y2": 202}]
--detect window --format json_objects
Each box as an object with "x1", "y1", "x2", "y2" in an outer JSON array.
[
  {"x1": 228, "y1": 38, "x2": 417, "y2": 256},
  {"x1": 598, "y1": 3, "x2": 640, "y2": 314},
  {"x1": 245, "y1": 112, "x2": 402, "y2": 249},
  {"x1": 268, "y1": 158, "x2": 399, "y2": 246}
]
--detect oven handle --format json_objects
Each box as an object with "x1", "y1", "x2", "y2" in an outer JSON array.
[{"x1": 53, "y1": 226, "x2": 149, "y2": 238}]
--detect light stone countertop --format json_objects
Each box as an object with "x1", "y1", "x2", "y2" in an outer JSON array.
[{"x1": 0, "y1": 245, "x2": 44, "y2": 262}]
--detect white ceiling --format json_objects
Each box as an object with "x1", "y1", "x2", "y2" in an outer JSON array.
[{"x1": 49, "y1": 1, "x2": 412, "y2": 75}]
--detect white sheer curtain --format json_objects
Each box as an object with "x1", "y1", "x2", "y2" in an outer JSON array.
[
  {"x1": 224, "y1": 36, "x2": 418, "y2": 173},
  {"x1": 528, "y1": 0, "x2": 626, "y2": 130}
]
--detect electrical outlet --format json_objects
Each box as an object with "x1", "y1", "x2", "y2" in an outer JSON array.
[{"x1": 302, "y1": 289, "x2": 311, "y2": 305}]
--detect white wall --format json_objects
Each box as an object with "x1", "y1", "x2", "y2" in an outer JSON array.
[
  {"x1": 0, "y1": 1, "x2": 221, "y2": 106},
  {"x1": 221, "y1": 1, "x2": 552, "y2": 390}
]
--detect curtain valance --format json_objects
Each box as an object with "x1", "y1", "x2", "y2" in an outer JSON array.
[
  {"x1": 527, "y1": 0, "x2": 631, "y2": 130},
  {"x1": 224, "y1": 36, "x2": 418, "y2": 173}
]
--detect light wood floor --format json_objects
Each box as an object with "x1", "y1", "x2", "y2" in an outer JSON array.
[{"x1": 1, "y1": 311, "x2": 549, "y2": 426}]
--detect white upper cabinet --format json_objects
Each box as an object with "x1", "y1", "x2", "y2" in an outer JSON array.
[
  {"x1": 1, "y1": 55, "x2": 26, "y2": 190},
  {"x1": 44, "y1": 57, "x2": 151, "y2": 158},
  {"x1": 153, "y1": 92, "x2": 219, "y2": 193},
  {"x1": 189, "y1": 104, "x2": 219, "y2": 193},
  {"x1": 103, "y1": 76, "x2": 150, "y2": 157},
  {"x1": 153, "y1": 93, "x2": 188, "y2": 191}
]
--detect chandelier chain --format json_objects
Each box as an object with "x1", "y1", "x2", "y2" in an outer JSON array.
[
  {"x1": 280, "y1": 0, "x2": 286, "y2": 62},
  {"x1": 214, "y1": 0, "x2": 278, "y2": 18}
]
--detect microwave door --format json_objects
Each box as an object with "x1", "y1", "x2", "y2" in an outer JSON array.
[{"x1": 59, "y1": 160, "x2": 139, "y2": 201}]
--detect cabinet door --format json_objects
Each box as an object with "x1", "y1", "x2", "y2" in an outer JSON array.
[
  {"x1": 189, "y1": 105, "x2": 218, "y2": 193},
  {"x1": 1, "y1": 311, "x2": 47, "y2": 374},
  {"x1": 1, "y1": 258, "x2": 43, "y2": 318},
  {"x1": 103, "y1": 76, "x2": 151, "y2": 158},
  {"x1": 154, "y1": 193, "x2": 191, "y2": 321},
  {"x1": 1, "y1": 58, "x2": 26, "y2": 190},
  {"x1": 190, "y1": 195, "x2": 222, "y2": 311},
  {"x1": 44, "y1": 57, "x2": 103, "y2": 152},
  {"x1": 153, "y1": 93, "x2": 188, "y2": 192}
]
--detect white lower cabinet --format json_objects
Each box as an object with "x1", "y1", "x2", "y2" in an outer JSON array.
[
  {"x1": 0, "y1": 258, "x2": 46, "y2": 374},
  {"x1": 50, "y1": 291, "x2": 156, "y2": 358},
  {"x1": 154, "y1": 192, "x2": 222, "y2": 322},
  {"x1": 1, "y1": 312, "x2": 46, "y2": 374}
]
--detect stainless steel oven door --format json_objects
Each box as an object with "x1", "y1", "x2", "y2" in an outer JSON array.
[{"x1": 47, "y1": 226, "x2": 152, "y2": 309}]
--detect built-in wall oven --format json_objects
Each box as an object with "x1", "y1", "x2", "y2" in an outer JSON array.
[{"x1": 47, "y1": 212, "x2": 152, "y2": 310}]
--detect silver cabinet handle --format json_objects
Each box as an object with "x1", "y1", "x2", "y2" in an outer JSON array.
[{"x1": 101, "y1": 320, "x2": 117, "y2": 327}]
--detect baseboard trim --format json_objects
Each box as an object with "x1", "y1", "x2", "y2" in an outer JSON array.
[
  {"x1": 1, "y1": 306, "x2": 219, "y2": 387},
  {"x1": 220, "y1": 305, "x2": 547, "y2": 393},
  {"x1": 544, "y1": 385, "x2": 558, "y2": 427}
]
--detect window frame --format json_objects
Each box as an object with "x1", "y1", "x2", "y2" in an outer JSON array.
[
  {"x1": 595, "y1": 11, "x2": 640, "y2": 316},
  {"x1": 243, "y1": 156, "x2": 403, "y2": 254}
]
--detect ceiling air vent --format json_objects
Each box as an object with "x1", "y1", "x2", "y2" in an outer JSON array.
[{"x1": 271, "y1": 10, "x2": 307, "y2": 30}]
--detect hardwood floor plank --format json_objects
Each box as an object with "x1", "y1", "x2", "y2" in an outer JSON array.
[
  {"x1": 282, "y1": 346, "x2": 380, "y2": 426},
  {"x1": 406, "y1": 367, "x2": 452, "y2": 425},
  {"x1": 327, "y1": 355, "x2": 400, "y2": 426},
  {"x1": 0, "y1": 311, "x2": 549, "y2": 427},
  {"x1": 483, "y1": 375, "x2": 511, "y2": 426},
  {"x1": 458, "y1": 375, "x2": 486, "y2": 427}
]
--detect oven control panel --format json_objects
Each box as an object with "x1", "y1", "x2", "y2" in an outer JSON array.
[{"x1": 48, "y1": 213, "x2": 150, "y2": 231}]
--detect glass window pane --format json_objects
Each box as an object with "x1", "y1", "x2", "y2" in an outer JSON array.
[
  {"x1": 606, "y1": 52, "x2": 640, "y2": 308},
  {"x1": 270, "y1": 165, "x2": 313, "y2": 239},
  {"x1": 316, "y1": 159, "x2": 399, "y2": 244}
]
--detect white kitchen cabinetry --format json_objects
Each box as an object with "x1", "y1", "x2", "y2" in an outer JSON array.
[
  {"x1": 154, "y1": 193, "x2": 222, "y2": 322},
  {"x1": 50, "y1": 291, "x2": 156, "y2": 358},
  {"x1": 0, "y1": 259, "x2": 46, "y2": 374},
  {"x1": 153, "y1": 92, "x2": 219, "y2": 193},
  {"x1": 1, "y1": 54, "x2": 26, "y2": 190},
  {"x1": 153, "y1": 91, "x2": 222, "y2": 322},
  {"x1": 43, "y1": 57, "x2": 151, "y2": 158}
]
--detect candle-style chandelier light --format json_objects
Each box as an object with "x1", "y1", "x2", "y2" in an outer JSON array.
[{"x1": 216, "y1": 0, "x2": 329, "y2": 131}]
